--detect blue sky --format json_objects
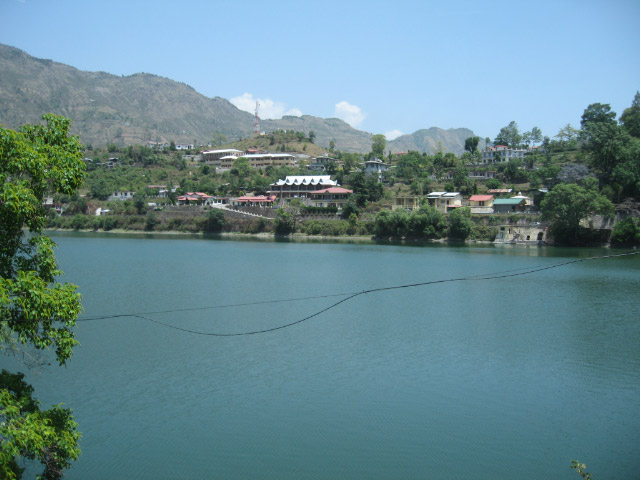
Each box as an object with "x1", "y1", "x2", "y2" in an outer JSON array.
[{"x1": 1, "y1": 0, "x2": 639, "y2": 142}]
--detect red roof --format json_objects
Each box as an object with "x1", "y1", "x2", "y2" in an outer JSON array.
[
  {"x1": 310, "y1": 187, "x2": 353, "y2": 195},
  {"x1": 469, "y1": 195, "x2": 494, "y2": 202},
  {"x1": 237, "y1": 195, "x2": 276, "y2": 202}
]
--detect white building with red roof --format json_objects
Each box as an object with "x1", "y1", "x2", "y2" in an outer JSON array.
[{"x1": 176, "y1": 192, "x2": 214, "y2": 205}]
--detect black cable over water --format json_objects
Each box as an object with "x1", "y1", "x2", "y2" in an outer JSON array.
[{"x1": 77, "y1": 251, "x2": 639, "y2": 336}]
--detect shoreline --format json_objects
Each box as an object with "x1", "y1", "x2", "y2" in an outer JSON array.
[{"x1": 44, "y1": 227, "x2": 556, "y2": 247}]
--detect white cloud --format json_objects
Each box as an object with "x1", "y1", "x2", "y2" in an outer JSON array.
[
  {"x1": 384, "y1": 129, "x2": 404, "y2": 141},
  {"x1": 334, "y1": 101, "x2": 366, "y2": 128},
  {"x1": 230, "y1": 92, "x2": 301, "y2": 119}
]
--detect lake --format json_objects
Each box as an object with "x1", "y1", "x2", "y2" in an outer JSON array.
[{"x1": 8, "y1": 233, "x2": 640, "y2": 479}]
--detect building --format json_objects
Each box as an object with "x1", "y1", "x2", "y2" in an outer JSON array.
[
  {"x1": 492, "y1": 197, "x2": 528, "y2": 213},
  {"x1": 232, "y1": 195, "x2": 277, "y2": 207},
  {"x1": 426, "y1": 192, "x2": 463, "y2": 213},
  {"x1": 468, "y1": 194, "x2": 494, "y2": 214},
  {"x1": 176, "y1": 192, "x2": 214, "y2": 205},
  {"x1": 309, "y1": 187, "x2": 353, "y2": 208},
  {"x1": 175, "y1": 144, "x2": 194, "y2": 150},
  {"x1": 201, "y1": 149, "x2": 244, "y2": 165},
  {"x1": 307, "y1": 155, "x2": 338, "y2": 173},
  {"x1": 269, "y1": 176, "x2": 339, "y2": 199},
  {"x1": 392, "y1": 196, "x2": 422, "y2": 212},
  {"x1": 108, "y1": 191, "x2": 135, "y2": 201},
  {"x1": 212, "y1": 152, "x2": 296, "y2": 170},
  {"x1": 363, "y1": 158, "x2": 389, "y2": 182},
  {"x1": 481, "y1": 145, "x2": 527, "y2": 164}
]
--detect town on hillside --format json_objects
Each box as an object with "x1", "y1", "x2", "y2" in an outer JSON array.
[{"x1": 42, "y1": 97, "x2": 640, "y2": 247}]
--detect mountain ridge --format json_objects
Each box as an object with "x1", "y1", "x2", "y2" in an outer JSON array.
[{"x1": 0, "y1": 43, "x2": 475, "y2": 154}]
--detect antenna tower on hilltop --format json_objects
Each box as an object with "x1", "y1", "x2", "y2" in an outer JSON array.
[{"x1": 254, "y1": 101, "x2": 260, "y2": 135}]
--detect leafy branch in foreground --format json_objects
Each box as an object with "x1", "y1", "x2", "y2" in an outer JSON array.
[{"x1": 1, "y1": 114, "x2": 85, "y2": 479}]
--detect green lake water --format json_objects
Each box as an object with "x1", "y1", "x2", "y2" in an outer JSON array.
[{"x1": 7, "y1": 233, "x2": 640, "y2": 479}]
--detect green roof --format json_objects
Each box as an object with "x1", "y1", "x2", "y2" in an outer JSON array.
[{"x1": 493, "y1": 198, "x2": 525, "y2": 205}]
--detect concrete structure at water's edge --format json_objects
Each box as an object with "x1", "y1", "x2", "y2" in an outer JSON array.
[
  {"x1": 494, "y1": 224, "x2": 547, "y2": 244},
  {"x1": 269, "y1": 176, "x2": 339, "y2": 199},
  {"x1": 309, "y1": 187, "x2": 353, "y2": 208},
  {"x1": 427, "y1": 192, "x2": 463, "y2": 213}
]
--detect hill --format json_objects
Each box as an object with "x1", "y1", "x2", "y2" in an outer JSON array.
[
  {"x1": 387, "y1": 128, "x2": 477, "y2": 156},
  {"x1": 0, "y1": 44, "x2": 478, "y2": 154}
]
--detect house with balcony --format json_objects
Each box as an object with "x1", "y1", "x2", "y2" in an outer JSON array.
[
  {"x1": 309, "y1": 187, "x2": 353, "y2": 208},
  {"x1": 427, "y1": 192, "x2": 463, "y2": 213},
  {"x1": 392, "y1": 196, "x2": 422, "y2": 211},
  {"x1": 363, "y1": 158, "x2": 389, "y2": 182},
  {"x1": 468, "y1": 194, "x2": 495, "y2": 214},
  {"x1": 481, "y1": 145, "x2": 527, "y2": 164}
]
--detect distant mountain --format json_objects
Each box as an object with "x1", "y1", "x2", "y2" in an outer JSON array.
[
  {"x1": 0, "y1": 44, "x2": 477, "y2": 154},
  {"x1": 388, "y1": 128, "x2": 477, "y2": 156}
]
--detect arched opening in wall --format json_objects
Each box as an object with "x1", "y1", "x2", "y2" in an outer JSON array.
[
  {"x1": 526, "y1": 235, "x2": 531, "y2": 240},
  {"x1": 537, "y1": 232, "x2": 544, "y2": 241}
]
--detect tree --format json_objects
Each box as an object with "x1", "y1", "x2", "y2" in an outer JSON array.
[
  {"x1": 620, "y1": 91, "x2": 640, "y2": 138},
  {"x1": 1, "y1": 114, "x2": 85, "y2": 478},
  {"x1": 494, "y1": 121, "x2": 522, "y2": 148},
  {"x1": 447, "y1": 207, "x2": 473, "y2": 240},
  {"x1": 203, "y1": 209, "x2": 225, "y2": 233},
  {"x1": 464, "y1": 136, "x2": 480, "y2": 154},
  {"x1": 371, "y1": 134, "x2": 386, "y2": 159},
  {"x1": 530, "y1": 127, "x2": 543, "y2": 146},
  {"x1": 610, "y1": 217, "x2": 640, "y2": 246},
  {"x1": 580, "y1": 103, "x2": 629, "y2": 184},
  {"x1": 308, "y1": 131, "x2": 316, "y2": 144},
  {"x1": 274, "y1": 209, "x2": 295, "y2": 235},
  {"x1": 540, "y1": 183, "x2": 614, "y2": 245}
]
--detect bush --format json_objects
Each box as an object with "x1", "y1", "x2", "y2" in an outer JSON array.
[
  {"x1": 470, "y1": 224, "x2": 498, "y2": 241},
  {"x1": 447, "y1": 207, "x2": 473, "y2": 240},
  {"x1": 274, "y1": 210, "x2": 295, "y2": 235},
  {"x1": 203, "y1": 209, "x2": 225, "y2": 232},
  {"x1": 610, "y1": 217, "x2": 640, "y2": 246}
]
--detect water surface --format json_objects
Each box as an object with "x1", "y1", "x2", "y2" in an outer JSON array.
[{"x1": 10, "y1": 233, "x2": 640, "y2": 479}]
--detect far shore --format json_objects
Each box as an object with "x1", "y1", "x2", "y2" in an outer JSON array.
[{"x1": 44, "y1": 228, "x2": 559, "y2": 247}]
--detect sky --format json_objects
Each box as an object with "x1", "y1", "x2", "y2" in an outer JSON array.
[{"x1": 1, "y1": 0, "x2": 639, "y2": 142}]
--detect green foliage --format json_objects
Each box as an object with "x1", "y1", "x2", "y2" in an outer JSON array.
[
  {"x1": 541, "y1": 183, "x2": 614, "y2": 245},
  {"x1": 301, "y1": 205, "x2": 338, "y2": 215},
  {"x1": 371, "y1": 134, "x2": 386, "y2": 159},
  {"x1": 464, "y1": 136, "x2": 480, "y2": 153},
  {"x1": 374, "y1": 206, "x2": 447, "y2": 239},
  {"x1": 0, "y1": 370, "x2": 81, "y2": 480},
  {"x1": 494, "y1": 121, "x2": 522, "y2": 148},
  {"x1": 0, "y1": 114, "x2": 84, "y2": 477},
  {"x1": 203, "y1": 209, "x2": 225, "y2": 232},
  {"x1": 144, "y1": 212, "x2": 157, "y2": 231},
  {"x1": 274, "y1": 209, "x2": 295, "y2": 235},
  {"x1": 486, "y1": 178, "x2": 502, "y2": 190},
  {"x1": 620, "y1": 91, "x2": 640, "y2": 138},
  {"x1": 447, "y1": 207, "x2": 473, "y2": 240},
  {"x1": 610, "y1": 217, "x2": 640, "y2": 246},
  {"x1": 469, "y1": 224, "x2": 498, "y2": 241}
]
